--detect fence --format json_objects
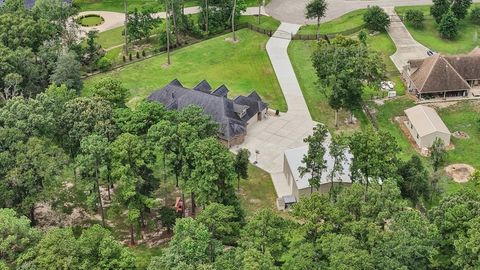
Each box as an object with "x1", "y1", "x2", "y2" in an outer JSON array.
[
  {"x1": 83, "y1": 22, "x2": 272, "y2": 78},
  {"x1": 292, "y1": 24, "x2": 366, "y2": 40}
]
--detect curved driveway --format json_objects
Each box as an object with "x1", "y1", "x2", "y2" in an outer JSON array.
[{"x1": 266, "y1": 0, "x2": 480, "y2": 25}]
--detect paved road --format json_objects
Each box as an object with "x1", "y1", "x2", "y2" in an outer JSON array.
[
  {"x1": 77, "y1": 6, "x2": 267, "y2": 34},
  {"x1": 232, "y1": 23, "x2": 316, "y2": 197},
  {"x1": 266, "y1": 0, "x2": 480, "y2": 25},
  {"x1": 384, "y1": 7, "x2": 429, "y2": 72}
]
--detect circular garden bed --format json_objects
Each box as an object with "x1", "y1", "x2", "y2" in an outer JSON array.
[{"x1": 77, "y1": 14, "x2": 104, "y2": 27}]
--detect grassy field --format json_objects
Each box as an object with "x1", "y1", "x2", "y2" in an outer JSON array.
[
  {"x1": 297, "y1": 9, "x2": 366, "y2": 35},
  {"x1": 239, "y1": 165, "x2": 277, "y2": 216},
  {"x1": 74, "y1": 0, "x2": 264, "y2": 12},
  {"x1": 395, "y1": 4, "x2": 480, "y2": 54},
  {"x1": 84, "y1": 29, "x2": 286, "y2": 111}
]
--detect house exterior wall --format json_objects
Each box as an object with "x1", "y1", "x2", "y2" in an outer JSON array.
[
  {"x1": 297, "y1": 182, "x2": 352, "y2": 199},
  {"x1": 405, "y1": 118, "x2": 422, "y2": 147},
  {"x1": 420, "y1": 132, "x2": 450, "y2": 148},
  {"x1": 221, "y1": 132, "x2": 247, "y2": 148}
]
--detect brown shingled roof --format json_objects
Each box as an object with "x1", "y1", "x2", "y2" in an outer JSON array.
[
  {"x1": 410, "y1": 54, "x2": 471, "y2": 93},
  {"x1": 444, "y1": 55, "x2": 480, "y2": 80}
]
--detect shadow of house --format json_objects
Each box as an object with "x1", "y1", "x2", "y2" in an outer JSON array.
[{"x1": 147, "y1": 79, "x2": 268, "y2": 147}]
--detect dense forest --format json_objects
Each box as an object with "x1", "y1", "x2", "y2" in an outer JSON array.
[{"x1": 1, "y1": 0, "x2": 480, "y2": 269}]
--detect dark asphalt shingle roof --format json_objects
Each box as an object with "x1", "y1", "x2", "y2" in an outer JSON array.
[{"x1": 148, "y1": 79, "x2": 268, "y2": 141}]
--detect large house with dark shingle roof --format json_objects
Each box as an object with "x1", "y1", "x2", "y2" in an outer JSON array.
[
  {"x1": 147, "y1": 79, "x2": 268, "y2": 147},
  {"x1": 403, "y1": 48, "x2": 480, "y2": 99}
]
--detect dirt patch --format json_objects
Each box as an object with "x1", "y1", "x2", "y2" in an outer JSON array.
[
  {"x1": 225, "y1": 37, "x2": 240, "y2": 43},
  {"x1": 428, "y1": 101, "x2": 459, "y2": 109},
  {"x1": 452, "y1": 131, "x2": 470, "y2": 139},
  {"x1": 445, "y1": 164, "x2": 475, "y2": 183}
]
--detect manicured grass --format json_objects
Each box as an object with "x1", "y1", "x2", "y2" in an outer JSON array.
[
  {"x1": 78, "y1": 14, "x2": 104, "y2": 26},
  {"x1": 131, "y1": 244, "x2": 165, "y2": 269},
  {"x1": 84, "y1": 29, "x2": 286, "y2": 111},
  {"x1": 297, "y1": 9, "x2": 366, "y2": 35},
  {"x1": 438, "y1": 101, "x2": 480, "y2": 168},
  {"x1": 239, "y1": 15, "x2": 280, "y2": 31},
  {"x1": 95, "y1": 26, "x2": 125, "y2": 49},
  {"x1": 395, "y1": 4, "x2": 480, "y2": 54},
  {"x1": 239, "y1": 165, "x2": 277, "y2": 216}
]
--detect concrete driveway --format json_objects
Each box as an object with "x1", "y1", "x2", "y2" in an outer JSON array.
[
  {"x1": 266, "y1": 0, "x2": 480, "y2": 25},
  {"x1": 383, "y1": 7, "x2": 429, "y2": 72},
  {"x1": 232, "y1": 23, "x2": 316, "y2": 197}
]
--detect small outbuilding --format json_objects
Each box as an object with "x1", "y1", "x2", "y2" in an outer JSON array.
[
  {"x1": 404, "y1": 105, "x2": 451, "y2": 148},
  {"x1": 283, "y1": 144, "x2": 352, "y2": 200}
]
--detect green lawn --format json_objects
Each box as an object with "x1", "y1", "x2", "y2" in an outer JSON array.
[
  {"x1": 239, "y1": 15, "x2": 280, "y2": 31},
  {"x1": 131, "y1": 244, "x2": 165, "y2": 269},
  {"x1": 395, "y1": 4, "x2": 480, "y2": 54},
  {"x1": 84, "y1": 29, "x2": 286, "y2": 111},
  {"x1": 79, "y1": 14, "x2": 104, "y2": 26},
  {"x1": 298, "y1": 9, "x2": 366, "y2": 35},
  {"x1": 95, "y1": 26, "x2": 125, "y2": 49},
  {"x1": 239, "y1": 165, "x2": 277, "y2": 216}
]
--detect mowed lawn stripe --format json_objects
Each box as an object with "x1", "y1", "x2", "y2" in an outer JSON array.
[{"x1": 84, "y1": 29, "x2": 286, "y2": 111}]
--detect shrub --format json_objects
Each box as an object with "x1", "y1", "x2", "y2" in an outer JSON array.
[
  {"x1": 142, "y1": 50, "x2": 146, "y2": 57},
  {"x1": 405, "y1": 9, "x2": 425, "y2": 28},
  {"x1": 439, "y1": 11, "x2": 459, "y2": 40},
  {"x1": 122, "y1": 55, "x2": 126, "y2": 62},
  {"x1": 96, "y1": 57, "x2": 112, "y2": 71},
  {"x1": 363, "y1": 6, "x2": 391, "y2": 31},
  {"x1": 471, "y1": 7, "x2": 480, "y2": 24},
  {"x1": 129, "y1": 53, "x2": 132, "y2": 61},
  {"x1": 136, "y1": 51, "x2": 140, "y2": 59}
]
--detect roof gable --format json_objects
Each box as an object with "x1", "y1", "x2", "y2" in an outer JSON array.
[
  {"x1": 411, "y1": 55, "x2": 471, "y2": 93},
  {"x1": 193, "y1": 80, "x2": 212, "y2": 93}
]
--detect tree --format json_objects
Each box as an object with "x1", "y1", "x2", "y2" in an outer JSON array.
[
  {"x1": 150, "y1": 218, "x2": 218, "y2": 269},
  {"x1": 50, "y1": 51, "x2": 82, "y2": 92},
  {"x1": 239, "y1": 209, "x2": 289, "y2": 262},
  {"x1": 116, "y1": 101, "x2": 167, "y2": 136},
  {"x1": 348, "y1": 129, "x2": 399, "y2": 199},
  {"x1": 328, "y1": 133, "x2": 348, "y2": 197},
  {"x1": 242, "y1": 248, "x2": 276, "y2": 270},
  {"x1": 82, "y1": 30, "x2": 104, "y2": 71},
  {"x1": 312, "y1": 37, "x2": 385, "y2": 126},
  {"x1": 127, "y1": 8, "x2": 159, "y2": 42},
  {"x1": 305, "y1": 0, "x2": 327, "y2": 40},
  {"x1": 77, "y1": 224, "x2": 136, "y2": 269},
  {"x1": 197, "y1": 203, "x2": 241, "y2": 245},
  {"x1": 184, "y1": 137, "x2": 237, "y2": 208},
  {"x1": 111, "y1": 133, "x2": 156, "y2": 245},
  {"x1": 397, "y1": 155, "x2": 430, "y2": 203},
  {"x1": 3, "y1": 137, "x2": 68, "y2": 223},
  {"x1": 372, "y1": 211, "x2": 439, "y2": 269},
  {"x1": 76, "y1": 134, "x2": 110, "y2": 227},
  {"x1": 470, "y1": 7, "x2": 480, "y2": 24},
  {"x1": 231, "y1": 0, "x2": 238, "y2": 41},
  {"x1": 17, "y1": 228, "x2": 80, "y2": 269},
  {"x1": 89, "y1": 78, "x2": 129, "y2": 108},
  {"x1": 234, "y1": 148, "x2": 250, "y2": 191},
  {"x1": 158, "y1": 206, "x2": 177, "y2": 232},
  {"x1": 299, "y1": 124, "x2": 328, "y2": 194},
  {"x1": 0, "y1": 208, "x2": 40, "y2": 265},
  {"x1": 451, "y1": 0, "x2": 472, "y2": 20},
  {"x1": 33, "y1": 0, "x2": 76, "y2": 33},
  {"x1": 439, "y1": 10, "x2": 459, "y2": 39},
  {"x1": 60, "y1": 97, "x2": 118, "y2": 157},
  {"x1": 430, "y1": 137, "x2": 447, "y2": 171},
  {"x1": 405, "y1": 9, "x2": 425, "y2": 28},
  {"x1": 1, "y1": 72, "x2": 22, "y2": 101},
  {"x1": 453, "y1": 216, "x2": 480, "y2": 269},
  {"x1": 164, "y1": 0, "x2": 172, "y2": 65},
  {"x1": 431, "y1": 0, "x2": 451, "y2": 23},
  {"x1": 358, "y1": 30, "x2": 368, "y2": 45},
  {"x1": 363, "y1": 5, "x2": 390, "y2": 31}
]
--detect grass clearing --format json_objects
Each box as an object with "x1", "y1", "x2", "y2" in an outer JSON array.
[
  {"x1": 239, "y1": 165, "x2": 277, "y2": 216},
  {"x1": 131, "y1": 244, "x2": 165, "y2": 269},
  {"x1": 395, "y1": 4, "x2": 480, "y2": 54},
  {"x1": 84, "y1": 29, "x2": 286, "y2": 111},
  {"x1": 298, "y1": 9, "x2": 366, "y2": 35},
  {"x1": 96, "y1": 26, "x2": 125, "y2": 49}
]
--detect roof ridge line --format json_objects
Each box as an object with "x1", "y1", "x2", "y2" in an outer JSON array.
[{"x1": 419, "y1": 55, "x2": 440, "y2": 91}]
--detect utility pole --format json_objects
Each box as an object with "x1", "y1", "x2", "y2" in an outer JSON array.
[{"x1": 124, "y1": 0, "x2": 128, "y2": 56}]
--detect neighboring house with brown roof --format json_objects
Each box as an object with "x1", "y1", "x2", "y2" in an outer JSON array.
[
  {"x1": 404, "y1": 105, "x2": 451, "y2": 148},
  {"x1": 403, "y1": 48, "x2": 480, "y2": 99},
  {"x1": 147, "y1": 79, "x2": 268, "y2": 147}
]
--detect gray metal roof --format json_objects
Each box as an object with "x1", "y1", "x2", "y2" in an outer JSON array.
[
  {"x1": 284, "y1": 141, "x2": 353, "y2": 190},
  {"x1": 147, "y1": 79, "x2": 268, "y2": 141}
]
